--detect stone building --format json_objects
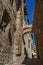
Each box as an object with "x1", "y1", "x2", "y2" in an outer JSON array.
[{"x1": 0, "y1": 0, "x2": 28, "y2": 65}]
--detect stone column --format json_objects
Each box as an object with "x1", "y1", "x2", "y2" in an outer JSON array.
[{"x1": 12, "y1": 9, "x2": 23, "y2": 65}]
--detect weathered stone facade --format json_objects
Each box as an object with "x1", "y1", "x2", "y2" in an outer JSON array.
[
  {"x1": 0, "y1": 30, "x2": 10, "y2": 65},
  {"x1": 0, "y1": 0, "x2": 24, "y2": 65},
  {"x1": 0, "y1": 0, "x2": 34, "y2": 65}
]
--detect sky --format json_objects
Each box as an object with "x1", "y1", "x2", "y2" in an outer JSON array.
[{"x1": 26, "y1": 0, "x2": 36, "y2": 24}]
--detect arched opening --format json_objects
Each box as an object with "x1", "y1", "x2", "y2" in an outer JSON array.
[{"x1": 0, "y1": 9, "x2": 11, "y2": 31}]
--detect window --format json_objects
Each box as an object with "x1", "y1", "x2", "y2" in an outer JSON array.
[
  {"x1": 0, "y1": 9, "x2": 11, "y2": 31},
  {"x1": 28, "y1": 39, "x2": 30, "y2": 48},
  {"x1": 15, "y1": 0, "x2": 21, "y2": 11}
]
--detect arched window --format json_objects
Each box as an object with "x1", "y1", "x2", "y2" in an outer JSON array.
[{"x1": 0, "y1": 9, "x2": 11, "y2": 31}]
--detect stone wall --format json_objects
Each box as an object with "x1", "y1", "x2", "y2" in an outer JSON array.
[{"x1": 0, "y1": 30, "x2": 10, "y2": 65}]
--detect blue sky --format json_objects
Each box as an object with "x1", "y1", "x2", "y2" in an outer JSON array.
[{"x1": 26, "y1": 0, "x2": 36, "y2": 24}]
